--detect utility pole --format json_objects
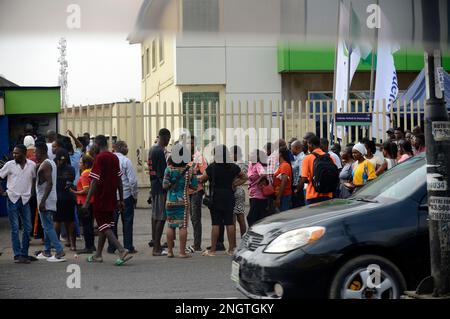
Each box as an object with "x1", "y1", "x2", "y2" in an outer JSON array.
[{"x1": 405, "y1": 0, "x2": 450, "y2": 299}]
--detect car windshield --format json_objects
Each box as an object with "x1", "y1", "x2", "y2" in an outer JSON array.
[{"x1": 351, "y1": 154, "x2": 426, "y2": 201}]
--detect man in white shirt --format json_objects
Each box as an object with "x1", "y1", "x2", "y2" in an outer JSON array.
[
  {"x1": 108, "y1": 141, "x2": 139, "y2": 254},
  {"x1": 320, "y1": 138, "x2": 342, "y2": 170},
  {"x1": 0, "y1": 144, "x2": 36, "y2": 264},
  {"x1": 46, "y1": 130, "x2": 57, "y2": 161},
  {"x1": 266, "y1": 139, "x2": 287, "y2": 184}
]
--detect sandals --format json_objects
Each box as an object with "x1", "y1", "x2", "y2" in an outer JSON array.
[
  {"x1": 178, "y1": 254, "x2": 192, "y2": 258},
  {"x1": 87, "y1": 255, "x2": 103, "y2": 263},
  {"x1": 167, "y1": 252, "x2": 174, "y2": 258},
  {"x1": 115, "y1": 250, "x2": 133, "y2": 266},
  {"x1": 201, "y1": 250, "x2": 216, "y2": 257}
]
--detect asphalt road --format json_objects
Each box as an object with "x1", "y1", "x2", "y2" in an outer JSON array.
[{"x1": 0, "y1": 206, "x2": 244, "y2": 299}]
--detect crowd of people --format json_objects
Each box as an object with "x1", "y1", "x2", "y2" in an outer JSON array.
[
  {"x1": 0, "y1": 123, "x2": 427, "y2": 263},
  {"x1": 0, "y1": 129, "x2": 137, "y2": 265}
]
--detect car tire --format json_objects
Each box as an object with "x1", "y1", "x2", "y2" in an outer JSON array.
[{"x1": 329, "y1": 254, "x2": 407, "y2": 299}]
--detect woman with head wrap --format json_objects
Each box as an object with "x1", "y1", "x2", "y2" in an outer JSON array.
[
  {"x1": 23, "y1": 135, "x2": 37, "y2": 163},
  {"x1": 343, "y1": 143, "x2": 377, "y2": 192}
]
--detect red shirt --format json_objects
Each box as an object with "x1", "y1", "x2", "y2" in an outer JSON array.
[
  {"x1": 273, "y1": 162, "x2": 293, "y2": 196},
  {"x1": 76, "y1": 169, "x2": 94, "y2": 205},
  {"x1": 89, "y1": 151, "x2": 122, "y2": 212}
]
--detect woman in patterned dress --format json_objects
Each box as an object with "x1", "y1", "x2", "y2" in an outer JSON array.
[
  {"x1": 232, "y1": 146, "x2": 248, "y2": 238},
  {"x1": 163, "y1": 144, "x2": 198, "y2": 258}
]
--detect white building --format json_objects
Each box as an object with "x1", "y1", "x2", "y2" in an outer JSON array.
[{"x1": 127, "y1": 0, "x2": 283, "y2": 148}]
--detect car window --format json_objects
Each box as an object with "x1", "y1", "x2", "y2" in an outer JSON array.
[{"x1": 353, "y1": 156, "x2": 426, "y2": 201}]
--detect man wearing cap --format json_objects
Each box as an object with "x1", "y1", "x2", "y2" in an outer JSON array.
[{"x1": 386, "y1": 128, "x2": 395, "y2": 141}]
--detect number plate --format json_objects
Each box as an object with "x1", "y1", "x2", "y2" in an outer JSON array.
[{"x1": 231, "y1": 261, "x2": 240, "y2": 283}]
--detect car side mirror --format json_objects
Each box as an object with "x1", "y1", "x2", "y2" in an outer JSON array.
[{"x1": 419, "y1": 204, "x2": 429, "y2": 211}]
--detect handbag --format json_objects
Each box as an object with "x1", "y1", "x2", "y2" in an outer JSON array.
[
  {"x1": 203, "y1": 165, "x2": 215, "y2": 209},
  {"x1": 262, "y1": 183, "x2": 275, "y2": 197},
  {"x1": 260, "y1": 175, "x2": 275, "y2": 197}
]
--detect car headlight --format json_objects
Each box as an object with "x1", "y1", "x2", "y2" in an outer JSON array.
[{"x1": 264, "y1": 226, "x2": 326, "y2": 253}]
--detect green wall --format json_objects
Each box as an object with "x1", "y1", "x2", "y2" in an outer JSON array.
[
  {"x1": 5, "y1": 88, "x2": 61, "y2": 115},
  {"x1": 278, "y1": 45, "x2": 450, "y2": 73}
]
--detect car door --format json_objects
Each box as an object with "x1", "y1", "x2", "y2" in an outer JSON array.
[{"x1": 414, "y1": 192, "x2": 431, "y2": 283}]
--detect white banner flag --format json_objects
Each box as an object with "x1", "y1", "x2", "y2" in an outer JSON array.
[
  {"x1": 373, "y1": 10, "x2": 400, "y2": 140},
  {"x1": 334, "y1": 1, "x2": 363, "y2": 140}
]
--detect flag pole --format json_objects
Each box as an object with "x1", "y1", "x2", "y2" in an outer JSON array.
[
  {"x1": 332, "y1": 0, "x2": 342, "y2": 143},
  {"x1": 345, "y1": 1, "x2": 353, "y2": 145},
  {"x1": 332, "y1": 0, "x2": 342, "y2": 103},
  {"x1": 368, "y1": 0, "x2": 379, "y2": 140},
  {"x1": 369, "y1": 0, "x2": 379, "y2": 101},
  {"x1": 369, "y1": 45, "x2": 376, "y2": 99},
  {"x1": 346, "y1": 1, "x2": 353, "y2": 109}
]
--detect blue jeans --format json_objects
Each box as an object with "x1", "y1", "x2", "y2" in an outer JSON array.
[
  {"x1": 279, "y1": 195, "x2": 292, "y2": 212},
  {"x1": 7, "y1": 198, "x2": 31, "y2": 257},
  {"x1": 305, "y1": 197, "x2": 331, "y2": 205},
  {"x1": 39, "y1": 210, "x2": 64, "y2": 254},
  {"x1": 109, "y1": 196, "x2": 135, "y2": 252}
]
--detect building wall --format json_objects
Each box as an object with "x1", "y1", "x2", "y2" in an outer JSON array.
[
  {"x1": 281, "y1": 72, "x2": 419, "y2": 102},
  {"x1": 175, "y1": 45, "x2": 226, "y2": 85},
  {"x1": 280, "y1": 71, "x2": 419, "y2": 139}
]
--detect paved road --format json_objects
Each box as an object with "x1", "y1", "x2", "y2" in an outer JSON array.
[{"x1": 0, "y1": 205, "x2": 244, "y2": 299}]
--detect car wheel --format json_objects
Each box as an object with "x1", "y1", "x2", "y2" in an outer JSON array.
[{"x1": 329, "y1": 254, "x2": 407, "y2": 299}]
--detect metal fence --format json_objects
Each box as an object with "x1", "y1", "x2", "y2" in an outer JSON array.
[{"x1": 59, "y1": 99, "x2": 428, "y2": 186}]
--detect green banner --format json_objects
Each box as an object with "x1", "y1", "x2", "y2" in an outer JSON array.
[{"x1": 5, "y1": 88, "x2": 61, "y2": 115}]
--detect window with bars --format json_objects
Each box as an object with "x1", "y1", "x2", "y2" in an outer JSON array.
[
  {"x1": 146, "y1": 48, "x2": 150, "y2": 75},
  {"x1": 152, "y1": 40, "x2": 157, "y2": 70},
  {"x1": 182, "y1": 92, "x2": 219, "y2": 142},
  {"x1": 182, "y1": 0, "x2": 219, "y2": 32},
  {"x1": 159, "y1": 36, "x2": 164, "y2": 64},
  {"x1": 141, "y1": 54, "x2": 145, "y2": 79}
]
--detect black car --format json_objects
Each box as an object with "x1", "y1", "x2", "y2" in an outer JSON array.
[{"x1": 232, "y1": 154, "x2": 430, "y2": 299}]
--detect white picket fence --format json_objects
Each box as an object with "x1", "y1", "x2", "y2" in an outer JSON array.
[{"x1": 59, "y1": 99, "x2": 427, "y2": 186}]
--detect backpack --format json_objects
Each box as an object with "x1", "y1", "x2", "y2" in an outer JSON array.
[{"x1": 312, "y1": 152, "x2": 339, "y2": 193}]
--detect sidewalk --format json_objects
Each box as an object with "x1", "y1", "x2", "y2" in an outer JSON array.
[{"x1": 0, "y1": 189, "x2": 246, "y2": 260}]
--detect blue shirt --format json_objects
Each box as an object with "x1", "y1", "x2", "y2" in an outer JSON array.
[
  {"x1": 70, "y1": 149, "x2": 82, "y2": 183},
  {"x1": 292, "y1": 152, "x2": 305, "y2": 186}
]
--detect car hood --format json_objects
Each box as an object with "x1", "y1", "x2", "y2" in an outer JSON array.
[{"x1": 250, "y1": 199, "x2": 379, "y2": 237}]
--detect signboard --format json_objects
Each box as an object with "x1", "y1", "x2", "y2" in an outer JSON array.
[
  {"x1": 432, "y1": 121, "x2": 450, "y2": 141},
  {"x1": 5, "y1": 87, "x2": 61, "y2": 115},
  {"x1": 429, "y1": 196, "x2": 450, "y2": 221},
  {"x1": 427, "y1": 173, "x2": 448, "y2": 191},
  {"x1": 335, "y1": 113, "x2": 373, "y2": 126}
]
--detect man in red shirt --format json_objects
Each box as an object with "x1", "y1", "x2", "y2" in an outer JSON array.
[{"x1": 82, "y1": 135, "x2": 132, "y2": 266}]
